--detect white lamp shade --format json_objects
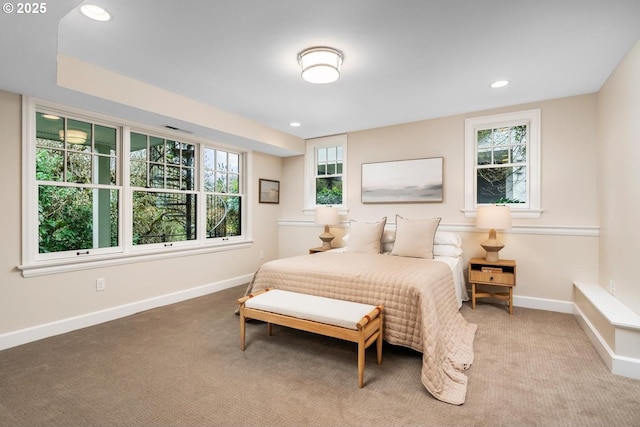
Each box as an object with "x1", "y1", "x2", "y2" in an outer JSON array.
[
  {"x1": 475, "y1": 205, "x2": 512, "y2": 230},
  {"x1": 315, "y1": 206, "x2": 339, "y2": 225},
  {"x1": 298, "y1": 47, "x2": 343, "y2": 84}
]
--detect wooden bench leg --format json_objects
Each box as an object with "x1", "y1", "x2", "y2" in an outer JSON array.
[
  {"x1": 376, "y1": 316, "x2": 383, "y2": 365},
  {"x1": 240, "y1": 305, "x2": 246, "y2": 351},
  {"x1": 358, "y1": 332, "x2": 365, "y2": 388}
]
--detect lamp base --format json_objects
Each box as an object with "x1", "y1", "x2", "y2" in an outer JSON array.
[
  {"x1": 319, "y1": 225, "x2": 334, "y2": 250},
  {"x1": 481, "y1": 228, "x2": 505, "y2": 262}
]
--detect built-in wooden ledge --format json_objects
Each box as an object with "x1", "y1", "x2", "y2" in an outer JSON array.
[{"x1": 573, "y1": 282, "x2": 640, "y2": 379}]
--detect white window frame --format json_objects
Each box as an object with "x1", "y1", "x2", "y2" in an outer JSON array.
[
  {"x1": 200, "y1": 145, "x2": 245, "y2": 244},
  {"x1": 463, "y1": 109, "x2": 543, "y2": 218},
  {"x1": 24, "y1": 102, "x2": 124, "y2": 263},
  {"x1": 304, "y1": 134, "x2": 348, "y2": 215},
  {"x1": 127, "y1": 129, "x2": 200, "y2": 251},
  {"x1": 20, "y1": 97, "x2": 252, "y2": 277}
]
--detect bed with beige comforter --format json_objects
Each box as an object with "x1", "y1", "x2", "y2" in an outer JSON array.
[{"x1": 244, "y1": 251, "x2": 477, "y2": 405}]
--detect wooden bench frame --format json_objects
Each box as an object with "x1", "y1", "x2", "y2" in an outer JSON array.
[{"x1": 237, "y1": 289, "x2": 384, "y2": 388}]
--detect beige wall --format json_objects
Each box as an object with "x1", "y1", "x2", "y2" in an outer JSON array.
[
  {"x1": 597, "y1": 39, "x2": 640, "y2": 315},
  {"x1": 279, "y1": 94, "x2": 601, "y2": 306},
  {"x1": 4, "y1": 38, "x2": 638, "y2": 346},
  {"x1": 0, "y1": 90, "x2": 282, "y2": 337}
]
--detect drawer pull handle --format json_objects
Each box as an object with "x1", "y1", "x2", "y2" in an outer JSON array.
[{"x1": 490, "y1": 276, "x2": 494, "y2": 281}]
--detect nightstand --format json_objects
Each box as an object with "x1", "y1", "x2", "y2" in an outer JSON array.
[
  {"x1": 468, "y1": 257, "x2": 517, "y2": 315},
  {"x1": 309, "y1": 247, "x2": 331, "y2": 254}
]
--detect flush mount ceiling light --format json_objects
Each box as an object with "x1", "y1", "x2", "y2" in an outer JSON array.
[
  {"x1": 80, "y1": 4, "x2": 111, "y2": 21},
  {"x1": 59, "y1": 129, "x2": 88, "y2": 144},
  {"x1": 297, "y1": 46, "x2": 344, "y2": 84},
  {"x1": 490, "y1": 80, "x2": 509, "y2": 88}
]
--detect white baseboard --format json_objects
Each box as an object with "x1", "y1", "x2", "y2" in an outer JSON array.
[
  {"x1": 508, "y1": 295, "x2": 640, "y2": 379},
  {"x1": 573, "y1": 304, "x2": 640, "y2": 380},
  {"x1": 513, "y1": 294, "x2": 575, "y2": 314},
  {"x1": 0, "y1": 274, "x2": 252, "y2": 351}
]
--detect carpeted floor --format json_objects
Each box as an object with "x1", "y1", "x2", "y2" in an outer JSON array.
[{"x1": 0, "y1": 284, "x2": 639, "y2": 427}]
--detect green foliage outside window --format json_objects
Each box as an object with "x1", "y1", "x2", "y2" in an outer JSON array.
[
  {"x1": 316, "y1": 177, "x2": 342, "y2": 205},
  {"x1": 36, "y1": 112, "x2": 119, "y2": 254}
]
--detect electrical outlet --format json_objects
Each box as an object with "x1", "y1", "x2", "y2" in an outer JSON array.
[
  {"x1": 96, "y1": 278, "x2": 106, "y2": 292},
  {"x1": 608, "y1": 279, "x2": 616, "y2": 296},
  {"x1": 259, "y1": 250, "x2": 264, "y2": 260}
]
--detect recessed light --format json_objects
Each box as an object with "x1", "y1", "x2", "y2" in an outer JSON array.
[
  {"x1": 80, "y1": 4, "x2": 111, "y2": 21},
  {"x1": 289, "y1": 122, "x2": 301, "y2": 127},
  {"x1": 490, "y1": 80, "x2": 509, "y2": 88}
]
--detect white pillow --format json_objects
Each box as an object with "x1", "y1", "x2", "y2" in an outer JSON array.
[
  {"x1": 433, "y1": 244, "x2": 463, "y2": 257},
  {"x1": 390, "y1": 215, "x2": 441, "y2": 259},
  {"x1": 434, "y1": 231, "x2": 462, "y2": 247},
  {"x1": 344, "y1": 218, "x2": 387, "y2": 254}
]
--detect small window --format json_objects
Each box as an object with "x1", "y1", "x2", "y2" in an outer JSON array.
[
  {"x1": 464, "y1": 109, "x2": 542, "y2": 218},
  {"x1": 476, "y1": 125, "x2": 527, "y2": 204},
  {"x1": 304, "y1": 134, "x2": 347, "y2": 213}
]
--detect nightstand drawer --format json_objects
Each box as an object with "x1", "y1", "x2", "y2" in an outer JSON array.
[{"x1": 469, "y1": 269, "x2": 515, "y2": 285}]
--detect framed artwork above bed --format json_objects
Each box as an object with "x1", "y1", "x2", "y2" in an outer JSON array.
[{"x1": 361, "y1": 157, "x2": 443, "y2": 203}]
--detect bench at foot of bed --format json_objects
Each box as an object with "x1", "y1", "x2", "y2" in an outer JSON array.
[{"x1": 237, "y1": 288, "x2": 384, "y2": 388}]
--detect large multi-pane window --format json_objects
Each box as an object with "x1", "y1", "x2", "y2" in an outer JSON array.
[
  {"x1": 203, "y1": 147, "x2": 241, "y2": 239},
  {"x1": 35, "y1": 111, "x2": 120, "y2": 257},
  {"x1": 24, "y1": 101, "x2": 247, "y2": 272},
  {"x1": 304, "y1": 134, "x2": 347, "y2": 211},
  {"x1": 464, "y1": 109, "x2": 541, "y2": 218}
]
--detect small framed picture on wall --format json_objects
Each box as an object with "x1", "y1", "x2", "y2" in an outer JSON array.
[{"x1": 259, "y1": 179, "x2": 280, "y2": 204}]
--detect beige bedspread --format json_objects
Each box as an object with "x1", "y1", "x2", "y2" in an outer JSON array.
[{"x1": 245, "y1": 252, "x2": 477, "y2": 405}]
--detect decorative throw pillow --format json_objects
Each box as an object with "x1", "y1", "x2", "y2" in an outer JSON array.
[
  {"x1": 344, "y1": 217, "x2": 387, "y2": 254},
  {"x1": 381, "y1": 229, "x2": 396, "y2": 253},
  {"x1": 390, "y1": 215, "x2": 441, "y2": 258}
]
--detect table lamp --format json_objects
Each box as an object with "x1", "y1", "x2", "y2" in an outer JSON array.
[
  {"x1": 315, "y1": 206, "x2": 339, "y2": 250},
  {"x1": 475, "y1": 205, "x2": 512, "y2": 262}
]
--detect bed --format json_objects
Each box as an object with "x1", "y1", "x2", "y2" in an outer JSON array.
[{"x1": 244, "y1": 216, "x2": 477, "y2": 405}]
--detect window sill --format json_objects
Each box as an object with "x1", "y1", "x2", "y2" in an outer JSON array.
[
  {"x1": 303, "y1": 207, "x2": 349, "y2": 217},
  {"x1": 18, "y1": 240, "x2": 253, "y2": 278},
  {"x1": 461, "y1": 208, "x2": 544, "y2": 219}
]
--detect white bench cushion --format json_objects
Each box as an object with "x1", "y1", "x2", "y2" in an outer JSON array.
[{"x1": 244, "y1": 289, "x2": 377, "y2": 330}]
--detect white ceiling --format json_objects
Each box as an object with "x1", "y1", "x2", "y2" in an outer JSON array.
[{"x1": 1, "y1": 0, "x2": 639, "y2": 155}]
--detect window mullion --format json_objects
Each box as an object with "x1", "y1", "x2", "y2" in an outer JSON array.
[{"x1": 122, "y1": 126, "x2": 133, "y2": 253}]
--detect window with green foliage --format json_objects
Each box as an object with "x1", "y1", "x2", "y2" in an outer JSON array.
[
  {"x1": 24, "y1": 101, "x2": 248, "y2": 272},
  {"x1": 35, "y1": 111, "x2": 119, "y2": 255},
  {"x1": 315, "y1": 145, "x2": 343, "y2": 205},
  {"x1": 304, "y1": 134, "x2": 347, "y2": 212}
]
